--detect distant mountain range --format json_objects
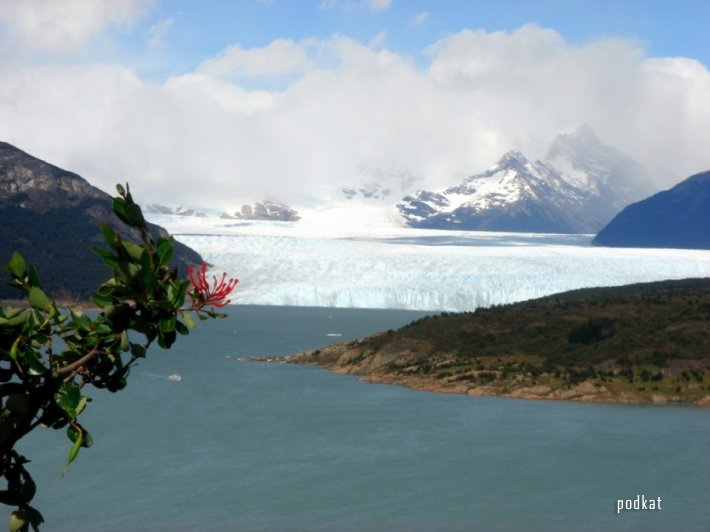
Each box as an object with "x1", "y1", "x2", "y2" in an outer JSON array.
[
  {"x1": 229, "y1": 200, "x2": 301, "y2": 221},
  {"x1": 0, "y1": 141, "x2": 202, "y2": 300},
  {"x1": 594, "y1": 170, "x2": 710, "y2": 249},
  {"x1": 142, "y1": 204, "x2": 208, "y2": 217},
  {"x1": 398, "y1": 126, "x2": 654, "y2": 234}
]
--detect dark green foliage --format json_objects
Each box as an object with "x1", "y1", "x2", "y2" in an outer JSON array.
[
  {"x1": 568, "y1": 318, "x2": 615, "y2": 344},
  {"x1": 0, "y1": 185, "x2": 232, "y2": 531},
  {"x1": 343, "y1": 278, "x2": 710, "y2": 403}
]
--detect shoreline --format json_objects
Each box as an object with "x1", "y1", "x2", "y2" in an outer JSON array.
[{"x1": 256, "y1": 346, "x2": 710, "y2": 407}]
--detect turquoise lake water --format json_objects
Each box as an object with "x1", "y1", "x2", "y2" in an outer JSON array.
[{"x1": 5, "y1": 306, "x2": 709, "y2": 531}]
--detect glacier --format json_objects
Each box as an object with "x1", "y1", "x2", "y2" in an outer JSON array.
[{"x1": 147, "y1": 211, "x2": 710, "y2": 312}]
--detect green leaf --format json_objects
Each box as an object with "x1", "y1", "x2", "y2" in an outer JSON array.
[
  {"x1": 54, "y1": 382, "x2": 81, "y2": 419},
  {"x1": 9, "y1": 336, "x2": 21, "y2": 361},
  {"x1": 66, "y1": 425, "x2": 79, "y2": 443},
  {"x1": 141, "y1": 251, "x2": 155, "y2": 293},
  {"x1": 112, "y1": 197, "x2": 127, "y2": 220},
  {"x1": 101, "y1": 224, "x2": 117, "y2": 246},
  {"x1": 9, "y1": 510, "x2": 27, "y2": 532},
  {"x1": 91, "y1": 294, "x2": 113, "y2": 309},
  {"x1": 157, "y1": 238, "x2": 174, "y2": 265},
  {"x1": 25, "y1": 352, "x2": 48, "y2": 376},
  {"x1": 93, "y1": 249, "x2": 119, "y2": 269},
  {"x1": 8, "y1": 252, "x2": 25, "y2": 278},
  {"x1": 121, "y1": 241, "x2": 144, "y2": 261},
  {"x1": 67, "y1": 424, "x2": 91, "y2": 446},
  {"x1": 175, "y1": 320, "x2": 189, "y2": 336},
  {"x1": 18, "y1": 475, "x2": 36, "y2": 503},
  {"x1": 159, "y1": 316, "x2": 176, "y2": 333},
  {"x1": 183, "y1": 312, "x2": 195, "y2": 329},
  {"x1": 62, "y1": 430, "x2": 83, "y2": 476},
  {"x1": 75, "y1": 396, "x2": 89, "y2": 416},
  {"x1": 0, "y1": 313, "x2": 28, "y2": 327},
  {"x1": 28, "y1": 287, "x2": 51, "y2": 312},
  {"x1": 27, "y1": 265, "x2": 41, "y2": 287},
  {"x1": 158, "y1": 329, "x2": 176, "y2": 349},
  {"x1": 125, "y1": 203, "x2": 145, "y2": 226},
  {"x1": 130, "y1": 343, "x2": 146, "y2": 358},
  {"x1": 25, "y1": 506, "x2": 43, "y2": 530},
  {"x1": 120, "y1": 330, "x2": 130, "y2": 352}
]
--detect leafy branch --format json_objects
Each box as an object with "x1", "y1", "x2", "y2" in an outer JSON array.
[{"x1": 0, "y1": 184, "x2": 237, "y2": 531}]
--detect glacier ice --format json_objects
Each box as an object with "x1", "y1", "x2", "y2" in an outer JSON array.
[{"x1": 149, "y1": 213, "x2": 710, "y2": 312}]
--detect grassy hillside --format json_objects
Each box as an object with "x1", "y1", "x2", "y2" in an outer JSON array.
[{"x1": 274, "y1": 278, "x2": 710, "y2": 405}]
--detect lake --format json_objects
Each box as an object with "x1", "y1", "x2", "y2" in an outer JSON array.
[{"x1": 6, "y1": 305, "x2": 709, "y2": 531}]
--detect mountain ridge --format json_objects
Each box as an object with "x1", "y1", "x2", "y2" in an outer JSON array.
[
  {"x1": 0, "y1": 141, "x2": 203, "y2": 300},
  {"x1": 593, "y1": 170, "x2": 710, "y2": 249}
]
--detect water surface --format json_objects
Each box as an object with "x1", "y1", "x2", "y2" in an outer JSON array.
[{"x1": 6, "y1": 306, "x2": 708, "y2": 531}]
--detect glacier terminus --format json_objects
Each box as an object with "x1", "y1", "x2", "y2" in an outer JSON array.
[{"x1": 147, "y1": 210, "x2": 710, "y2": 312}]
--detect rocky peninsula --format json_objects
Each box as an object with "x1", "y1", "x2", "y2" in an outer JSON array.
[{"x1": 258, "y1": 278, "x2": 710, "y2": 406}]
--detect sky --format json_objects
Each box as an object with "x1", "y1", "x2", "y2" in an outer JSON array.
[{"x1": 1, "y1": 0, "x2": 709, "y2": 210}]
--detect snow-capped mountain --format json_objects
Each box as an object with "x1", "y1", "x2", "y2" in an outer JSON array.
[{"x1": 398, "y1": 126, "x2": 654, "y2": 234}]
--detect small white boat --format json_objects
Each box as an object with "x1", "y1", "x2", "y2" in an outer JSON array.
[{"x1": 168, "y1": 373, "x2": 182, "y2": 381}]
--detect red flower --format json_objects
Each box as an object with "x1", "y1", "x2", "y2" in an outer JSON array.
[{"x1": 188, "y1": 263, "x2": 238, "y2": 308}]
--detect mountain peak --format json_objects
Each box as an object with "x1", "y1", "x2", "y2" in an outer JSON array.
[
  {"x1": 497, "y1": 150, "x2": 530, "y2": 168},
  {"x1": 499, "y1": 150, "x2": 528, "y2": 164},
  {"x1": 547, "y1": 124, "x2": 602, "y2": 159},
  {"x1": 568, "y1": 124, "x2": 600, "y2": 144}
]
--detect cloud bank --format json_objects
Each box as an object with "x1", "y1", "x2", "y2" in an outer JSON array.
[
  {"x1": 0, "y1": 0, "x2": 152, "y2": 53},
  {"x1": 0, "y1": 22, "x2": 709, "y2": 210}
]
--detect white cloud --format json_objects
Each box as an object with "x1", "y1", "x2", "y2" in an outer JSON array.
[
  {"x1": 0, "y1": 0, "x2": 153, "y2": 53},
  {"x1": 409, "y1": 11, "x2": 429, "y2": 27},
  {"x1": 197, "y1": 39, "x2": 313, "y2": 78},
  {"x1": 147, "y1": 17, "x2": 173, "y2": 50},
  {"x1": 1, "y1": 25, "x2": 708, "y2": 211}
]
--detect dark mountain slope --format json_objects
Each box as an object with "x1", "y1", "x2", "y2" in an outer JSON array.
[
  {"x1": 0, "y1": 141, "x2": 202, "y2": 300},
  {"x1": 593, "y1": 170, "x2": 710, "y2": 249}
]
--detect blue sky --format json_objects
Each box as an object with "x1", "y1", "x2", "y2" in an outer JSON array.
[
  {"x1": 0, "y1": 0, "x2": 709, "y2": 209},
  {"x1": 120, "y1": 0, "x2": 710, "y2": 78}
]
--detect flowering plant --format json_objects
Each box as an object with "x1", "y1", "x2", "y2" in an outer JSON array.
[
  {"x1": 188, "y1": 263, "x2": 238, "y2": 309},
  {"x1": 0, "y1": 184, "x2": 236, "y2": 531}
]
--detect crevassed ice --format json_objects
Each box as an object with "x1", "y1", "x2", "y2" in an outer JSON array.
[{"x1": 150, "y1": 214, "x2": 710, "y2": 312}]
